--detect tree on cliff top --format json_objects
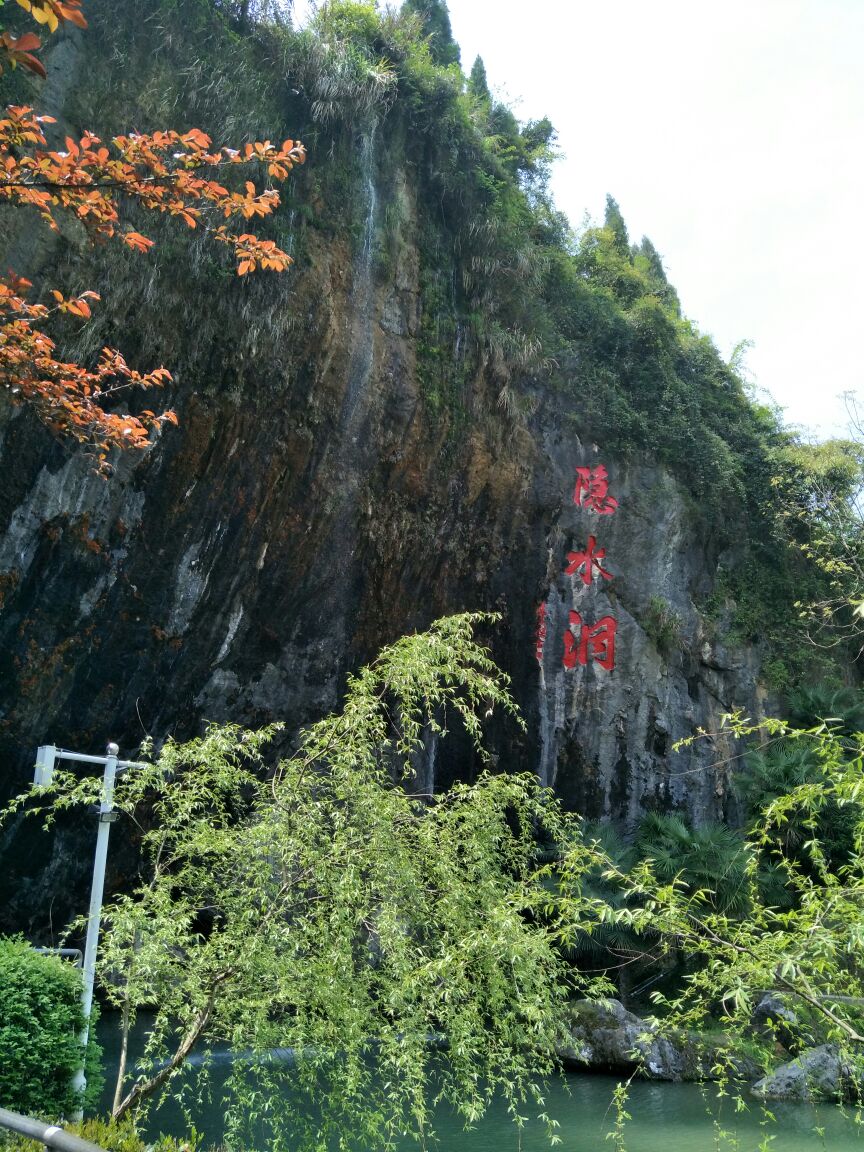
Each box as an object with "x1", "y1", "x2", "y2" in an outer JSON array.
[
  {"x1": 402, "y1": 0, "x2": 460, "y2": 67},
  {"x1": 0, "y1": 1, "x2": 304, "y2": 465},
  {"x1": 603, "y1": 194, "x2": 630, "y2": 255},
  {"x1": 467, "y1": 53, "x2": 490, "y2": 104}
]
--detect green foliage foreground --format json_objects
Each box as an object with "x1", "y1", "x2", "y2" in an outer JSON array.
[
  {"x1": 12, "y1": 616, "x2": 864, "y2": 1147},
  {"x1": 15, "y1": 615, "x2": 606, "y2": 1150},
  {"x1": 557, "y1": 713, "x2": 864, "y2": 1077}
]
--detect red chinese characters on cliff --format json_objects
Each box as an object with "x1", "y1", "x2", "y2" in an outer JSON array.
[
  {"x1": 565, "y1": 535, "x2": 612, "y2": 587},
  {"x1": 573, "y1": 465, "x2": 618, "y2": 515},
  {"x1": 535, "y1": 464, "x2": 621, "y2": 673},
  {"x1": 563, "y1": 464, "x2": 619, "y2": 672},
  {"x1": 563, "y1": 611, "x2": 617, "y2": 671}
]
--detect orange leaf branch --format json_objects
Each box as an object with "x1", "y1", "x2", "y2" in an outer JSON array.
[
  {"x1": 0, "y1": 276, "x2": 174, "y2": 466},
  {"x1": 0, "y1": 107, "x2": 304, "y2": 271},
  {"x1": 0, "y1": 76, "x2": 304, "y2": 456}
]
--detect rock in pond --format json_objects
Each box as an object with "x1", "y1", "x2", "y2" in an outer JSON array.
[
  {"x1": 559, "y1": 999, "x2": 763, "y2": 1083},
  {"x1": 751, "y1": 1044, "x2": 857, "y2": 1102},
  {"x1": 559, "y1": 999, "x2": 706, "y2": 1081},
  {"x1": 751, "y1": 992, "x2": 800, "y2": 1052}
]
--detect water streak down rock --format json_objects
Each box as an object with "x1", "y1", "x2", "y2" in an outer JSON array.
[{"x1": 342, "y1": 122, "x2": 379, "y2": 429}]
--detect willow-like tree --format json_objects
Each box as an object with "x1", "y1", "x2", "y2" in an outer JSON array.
[
  {"x1": 18, "y1": 615, "x2": 608, "y2": 1148},
  {"x1": 555, "y1": 713, "x2": 864, "y2": 1089},
  {"x1": 16, "y1": 623, "x2": 864, "y2": 1134}
]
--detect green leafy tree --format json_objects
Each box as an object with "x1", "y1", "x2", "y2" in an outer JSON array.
[
  {"x1": 559, "y1": 822, "x2": 651, "y2": 999},
  {"x1": 15, "y1": 623, "x2": 864, "y2": 1130},
  {"x1": 603, "y1": 194, "x2": 630, "y2": 255},
  {"x1": 15, "y1": 615, "x2": 608, "y2": 1149},
  {"x1": 213, "y1": 1, "x2": 294, "y2": 31},
  {"x1": 467, "y1": 53, "x2": 490, "y2": 104},
  {"x1": 771, "y1": 436, "x2": 864, "y2": 652},
  {"x1": 632, "y1": 236, "x2": 681, "y2": 316},
  {"x1": 555, "y1": 715, "x2": 864, "y2": 1087},
  {"x1": 740, "y1": 734, "x2": 860, "y2": 871},
  {"x1": 402, "y1": 0, "x2": 459, "y2": 66}
]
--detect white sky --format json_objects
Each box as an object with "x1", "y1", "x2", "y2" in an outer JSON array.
[{"x1": 294, "y1": 0, "x2": 864, "y2": 441}]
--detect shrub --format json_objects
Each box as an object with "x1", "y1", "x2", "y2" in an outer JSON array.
[
  {"x1": 642, "y1": 595, "x2": 682, "y2": 655},
  {"x1": 0, "y1": 937, "x2": 102, "y2": 1118},
  {"x1": 0, "y1": 1120, "x2": 195, "y2": 1152}
]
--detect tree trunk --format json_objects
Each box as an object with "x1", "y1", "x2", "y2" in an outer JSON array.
[{"x1": 112, "y1": 971, "x2": 231, "y2": 1120}]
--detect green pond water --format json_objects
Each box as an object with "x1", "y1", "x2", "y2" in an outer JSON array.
[{"x1": 96, "y1": 1017, "x2": 864, "y2": 1152}]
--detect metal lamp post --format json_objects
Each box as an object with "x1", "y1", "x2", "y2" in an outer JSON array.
[{"x1": 34, "y1": 743, "x2": 142, "y2": 1119}]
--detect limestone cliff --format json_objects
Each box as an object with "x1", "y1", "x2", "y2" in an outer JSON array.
[{"x1": 0, "y1": 1, "x2": 805, "y2": 929}]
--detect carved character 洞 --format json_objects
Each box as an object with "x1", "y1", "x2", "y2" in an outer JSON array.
[{"x1": 563, "y1": 610, "x2": 617, "y2": 671}]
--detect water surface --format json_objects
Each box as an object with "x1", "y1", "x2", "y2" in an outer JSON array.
[{"x1": 96, "y1": 1017, "x2": 863, "y2": 1151}]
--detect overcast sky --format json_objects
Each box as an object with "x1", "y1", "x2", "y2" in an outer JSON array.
[{"x1": 295, "y1": 1, "x2": 864, "y2": 441}]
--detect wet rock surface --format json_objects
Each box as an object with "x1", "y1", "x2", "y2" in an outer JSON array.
[
  {"x1": 0, "y1": 378, "x2": 769, "y2": 933},
  {"x1": 558, "y1": 998, "x2": 762, "y2": 1083},
  {"x1": 559, "y1": 999, "x2": 693, "y2": 1080},
  {"x1": 751, "y1": 993, "x2": 800, "y2": 1052}
]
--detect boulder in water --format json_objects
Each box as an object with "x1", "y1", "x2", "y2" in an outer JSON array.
[
  {"x1": 559, "y1": 999, "x2": 701, "y2": 1081},
  {"x1": 751, "y1": 1044, "x2": 856, "y2": 1101},
  {"x1": 751, "y1": 992, "x2": 800, "y2": 1051},
  {"x1": 559, "y1": 998, "x2": 763, "y2": 1083}
]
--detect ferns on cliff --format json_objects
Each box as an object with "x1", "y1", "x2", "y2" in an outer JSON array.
[{"x1": 289, "y1": 3, "x2": 398, "y2": 126}]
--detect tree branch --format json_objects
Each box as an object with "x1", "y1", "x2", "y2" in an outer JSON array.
[{"x1": 112, "y1": 968, "x2": 232, "y2": 1120}]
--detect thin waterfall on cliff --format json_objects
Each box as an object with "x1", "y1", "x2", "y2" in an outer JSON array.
[{"x1": 343, "y1": 121, "x2": 379, "y2": 424}]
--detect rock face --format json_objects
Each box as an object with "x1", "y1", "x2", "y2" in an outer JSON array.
[
  {"x1": 560, "y1": 999, "x2": 695, "y2": 1080},
  {"x1": 558, "y1": 998, "x2": 765, "y2": 1083},
  {"x1": 0, "y1": 6, "x2": 772, "y2": 931},
  {"x1": 751, "y1": 1045, "x2": 854, "y2": 1102},
  {"x1": 0, "y1": 391, "x2": 767, "y2": 930},
  {"x1": 533, "y1": 453, "x2": 765, "y2": 825}
]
